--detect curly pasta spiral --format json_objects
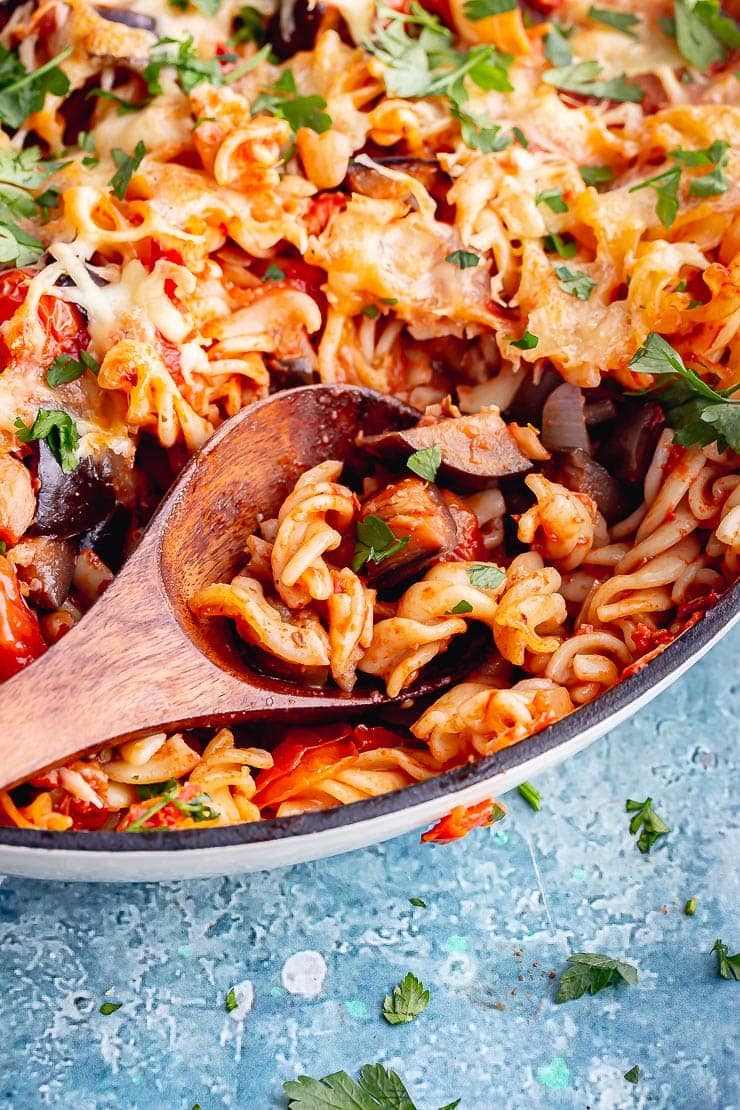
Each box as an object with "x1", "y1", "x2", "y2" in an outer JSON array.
[
  {"x1": 517, "y1": 474, "x2": 599, "y2": 571},
  {"x1": 493, "y1": 554, "x2": 567, "y2": 666}
]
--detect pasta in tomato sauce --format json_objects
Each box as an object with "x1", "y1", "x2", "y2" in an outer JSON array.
[{"x1": 0, "y1": 0, "x2": 737, "y2": 834}]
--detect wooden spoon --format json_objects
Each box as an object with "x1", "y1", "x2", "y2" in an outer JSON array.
[{"x1": 0, "y1": 385, "x2": 482, "y2": 791}]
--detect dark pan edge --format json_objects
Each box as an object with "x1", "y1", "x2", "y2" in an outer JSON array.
[{"x1": 2, "y1": 582, "x2": 738, "y2": 854}]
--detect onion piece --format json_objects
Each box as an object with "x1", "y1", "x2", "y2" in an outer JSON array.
[{"x1": 541, "y1": 383, "x2": 590, "y2": 453}]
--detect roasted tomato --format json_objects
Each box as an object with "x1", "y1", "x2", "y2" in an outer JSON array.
[
  {"x1": 0, "y1": 266, "x2": 87, "y2": 361},
  {"x1": 252, "y1": 724, "x2": 356, "y2": 810},
  {"x1": 421, "y1": 798, "x2": 505, "y2": 844},
  {"x1": 0, "y1": 555, "x2": 47, "y2": 680}
]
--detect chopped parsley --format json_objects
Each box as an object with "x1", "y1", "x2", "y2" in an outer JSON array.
[
  {"x1": 446, "y1": 249, "x2": 480, "y2": 269},
  {"x1": 144, "y1": 35, "x2": 270, "y2": 99},
  {"x1": 382, "y1": 972, "x2": 430, "y2": 1025},
  {"x1": 625, "y1": 795, "x2": 670, "y2": 853},
  {"x1": 407, "y1": 444, "x2": 442, "y2": 482},
  {"x1": 0, "y1": 147, "x2": 62, "y2": 267},
  {"x1": 352, "y1": 515, "x2": 409, "y2": 572},
  {"x1": 554, "y1": 265, "x2": 596, "y2": 300},
  {"x1": 543, "y1": 232, "x2": 577, "y2": 258},
  {"x1": 99, "y1": 1002, "x2": 122, "y2": 1016},
  {"x1": 362, "y1": 305, "x2": 380, "y2": 318},
  {"x1": 453, "y1": 107, "x2": 511, "y2": 153},
  {"x1": 446, "y1": 599, "x2": 474, "y2": 614},
  {"x1": 225, "y1": 987, "x2": 239, "y2": 1012},
  {"x1": 555, "y1": 952, "x2": 638, "y2": 1003},
  {"x1": 128, "y1": 780, "x2": 218, "y2": 831},
  {"x1": 624, "y1": 1065, "x2": 640, "y2": 1085},
  {"x1": 629, "y1": 165, "x2": 681, "y2": 228},
  {"x1": 510, "y1": 329, "x2": 539, "y2": 350},
  {"x1": 543, "y1": 59, "x2": 644, "y2": 103},
  {"x1": 15, "y1": 409, "x2": 80, "y2": 473},
  {"x1": 580, "y1": 164, "x2": 613, "y2": 187},
  {"x1": 464, "y1": 0, "x2": 516, "y2": 18},
  {"x1": 253, "y1": 69, "x2": 331, "y2": 134},
  {"x1": 409, "y1": 897, "x2": 427, "y2": 908},
  {"x1": 711, "y1": 938, "x2": 740, "y2": 980},
  {"x1": 88, "y1": 88, "x2": 151, "y2": 115},
  {"x1": 587, "y1": 7, "x2": 640, "y2": 38},
  {"x1": 672, "y1": 0, "x2": 740, "y2": 71},
  {"x1": 284, "y1": 1062, "x2": 459, "y2": 1110},
  {"x1": 467, "y1": 564, "x2": 505, "y2": 590},
  {"x1": 535, "y1": 187, "x2": 568, "y2": 213},
  {"x1": 0, "y1": 45, "x2": 71, "y2": 131},
  {"x1": 231, "y1": 5, "x2": 267, "y2": 46},
  {"x1": 263, "y1": 263, "x2": 285, "y2": 281},
  {"x1": 544, "y1": 24, "x2": 573, "y2": 67},
  {"x1": 517, "y1": 781, "x2": 541, "y2": 811},
  {"x1": 512, "y1": 125, "x2": 529, "y2": 148},
  {"x1": 47, "y1": 351, "x2": 99, "y2": 387},
  {"x1": 684, "y1": 897, "x2": 698, "y2": 916},
  {"x1": 629, "y1": 332, "x2": 740, "y2": 453},
  {"x1": 169, "y1": 0, "x2": 222, "y2": 13},
  {"x1": 676, "y1": 139, "x2": 730, "y2": 197},
  {"x1": 109, "y1": 141, "x2": 146, "y2": 201}
]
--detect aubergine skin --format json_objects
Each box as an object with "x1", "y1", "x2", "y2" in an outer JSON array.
[
  {"x1": 359, "y1": 477, "x2": 458, "y2": 590},
  {"x1": 34, "y1": 442, "x2": 117, "y2": 538},
  {"x1": 13, "y1": 536, "x2": 76, "y2": 610}
]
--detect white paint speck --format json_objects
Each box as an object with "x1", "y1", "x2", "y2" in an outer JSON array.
[
  {"x1": 228, "y1": 979, "x2": 254, "y2": 1021},
  {"x1": 281, "y1": 951, "x2": 327, "y2": 999}
]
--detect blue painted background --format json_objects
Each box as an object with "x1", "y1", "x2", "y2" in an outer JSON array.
[{"x1": 1, "y1": 628, "x2": 738, "y2": 1109}]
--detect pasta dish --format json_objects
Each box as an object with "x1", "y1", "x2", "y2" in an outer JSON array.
[{"x1": 0, "y1": 0, "x2": 737, "y2": 835}]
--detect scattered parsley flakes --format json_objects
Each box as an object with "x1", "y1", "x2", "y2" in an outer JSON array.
[
  {"x1": 89, "y1": 88, "x2": 151, "y2": 115},
  {"x1": 625, "y1": 795, "x2": 670, "y2": 853},
  {"x1": 512, "y1": 125, "x2": 529, "y2": 148},
  {"x1": 672, "y1": 0, "x2": 740, "y2": 71},
  {"x1": 15, "y1": 409, "x2": 80, "y2": 473},
  {"x1": 543, "y1": 59, "x2": 644, "y2": 102},
  {"x1": 711, "y1": 938, "x2": 740, "y2": 980},
  {"x1": 445, "y1": 249, "x2": 480, "y2": 269},
  {"x1": 629, "y1": 165, "x2": 682, "y2": 227},
  {"x1": 0, "y1": 45, "x2": 71, "y2": 131},
  {"x1": 587, "y1": 6, "x2": 640, "y2": 38},
  {"x1": 409, "y1": 897, "x2": 427, "y2": 908},
  {"x1": 543, "y1": 232, "x2": 577, "y2": 258},
  {"x1": 128, "y1": 781, "x2": 218, "y2": 831},
  {"x1": 446, "y1": 599, "x2": 474, "y2": 614},
  {"x1": 0, "y1": 147, "x2": 62, "y2": 267},
  {"x1": 144, "y1": 35, "x2": 222, "y2": 96},
  {"x1": 263, "y1": 263, "x2": 285, "y2": 281},
  {"x1": 99, "y1": 1002, "x2": 122, "y2": 1016},
  {"x1": 628, "y1": 332, "x2": 740, "y2": 453},
  {"x1": 225, "y1": 987, "x2": 238, "y2": 1012},
  {"x1": 554, "y1": 264, "x2": 596, "y2": 300},
  {"x1": 231, "y1": 5, "x2": 267, "y2": 45},
  {"x1": 352, "y1": 515, "x2": 409, "y2": 572},
  {"x1": 510, "y1": 329, "x2": 539, "y2": 350},
  {"x1": 580, "y1": 164, "x2": 613, "y2": 187},
  {"x1": 382, "y1": 972, "x2": 430, "y2": 1025},
  {"x1": 535, "y1": 187, "x2": 568, "y2": 213},
  {"x1": 169, "y1": 0, "x2": 221, "y2": 14},
  {"x1": 253, "y1": 68, "x2": 331, "y2": 134},
  {"x1": 555, "y1": 952, "x2": 638, "y2": 1004},
  {"x1": 463, "y1": 0, "x2": 516, "y2": 19},
  {"x1": 407, "y1": 444, "x2": 442, "y2": 482},
  {"x1": 544, "y1": 24, "x2": 573, "y2": 67},
  {"x1": 284, "y1": 1062, "x2": 458, "y2": 1110},
  {"x1": 46, "y1": 350, "x2": 99, "y2": 387},
  {"x1": 684, "y1": 897, "x2": 698, "y2": 916},
  {"x1": 109, "y1": 140, "x2": 146, "y2": 200},
  {"x1": 362, "y1": 305, "x2": 380, "y2": 318},
  {"x1": 467, "y1": 563, "x2": 505, "y2": 590},
  {"x1": 624, "y1": 1065, "x2": 640, "y2": 1085},
  {"x1": 453, "y1": 106, "x2": 511, "y2": 153},
  {"x1": 517, "y1": 781, "x2": 541, "y2": 811}
]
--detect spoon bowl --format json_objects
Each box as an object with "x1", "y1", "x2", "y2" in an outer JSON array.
[{"x1": 0, "y1": 386, "x2": 481, "y2": 790}]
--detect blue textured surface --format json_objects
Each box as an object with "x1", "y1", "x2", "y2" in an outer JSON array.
[{"x1": 1, "y1": 629, "x2": 738, "y2": 1110}]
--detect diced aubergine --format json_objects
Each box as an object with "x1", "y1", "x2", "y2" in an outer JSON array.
[
  {"x1": 35, "y1": 442, "x2": 117, "y2": 537},
  {"x1": 12, "y1": 536, "x2": 76, "y2": 610},
  {"x1": 552, "y1": 449, "x2": 626, "y2": 524},
  {"x1": 358, "y1": 477, "x2": 458, "y2": 589},
  {"x1": 360, "y1": 408, "x2": 531, "y2": 489}
]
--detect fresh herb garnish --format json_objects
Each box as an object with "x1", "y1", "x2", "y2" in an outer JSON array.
[
  {"x1": 88, "y1": 88, "x2": 151, "y2": 115},
  {"x1": 624, "y1": 1065, "x2": 640, "y2": 1085},
  {"x1": 587, "y1": 6, "x2": 640, "y2": 37},
  {"x1": 352, "y1": 515, "x2": 409, "y2": 572},
  {"x1": 409, "y1": 897, "x2": 427, "y2": 908},
  {"x1": 580, "y1": 164, "x2": 613, "y2": 187},
  {"x1": 15, "y1": 409, "x2": 80, "y2": 473},
  {"x1": 225, "y1": 987, "x2": 238, "y2": 1012},
  {"x1": 628, "y1": 166, "x2": 681, "y2": 228},
  {"x1": 517, "y1": 781, "x2": 541, "y2": 811},
  {"x1": 253, "y1": 68, "x2": 331, "y2": 134},
  {"x1": 128, "y1": 781, "x2": 218, "y2": 831},
  {"x1": 711, "y1": 938, "x2": 740, "y2": 980},
  {"x1": 446, "y1": 599, "x2": 474, "y2": 614},
  {"x1": 535, "y1": 187, "x2": 568, "y2": 213},
  {"x1": 231, "y1": 5, "x2": 267, "y2": 45},
  {"x1": 144, "y1": 35, "x2": 269, "y2": 98},
  {"x1": 556, "y1": 953, "x2": 638, "y2": 1004},
  {"x1": 629, "y1": 332, "x2": 740, "y2": 453},
  {"x1": 362, "y1": 305, "x2": 380, "y2": 318},
  {"x1": 543, "y1": 59, "x2": 644, "y2": 102},
  {"x1": 169, "y1": 0, "x2": 221, "y2": 13},
  {"x1": 543, "y1": 232, "x2": 577, "y2": 258},
  {"x1": 407, "y1": 444, "x2": 442, "y2": 482},
  {"x1": 99, "y1": 1002, "x2": 122, "y2": 1016},
  {"x1": 467, "y1": 564, "x2": 505, "y2": 590},
  {"x1": 0, "y1": 45, "x2": 71, "y2": 131},
  {"x1": 672, "y1": 0, "x2": 740, "y2": 71},
  {"x1": 554, "y1": 265, "x2": 596, "y2": 300},
  {"x1": 263, "y1": 263, "x2": 285, "y2": 281},
  {"x1": 446, "y1": 249, "x2": 480, "y2": 269},
  {"x1": 464, "y1": 0, "x2": 516, "y2": 17},
  {"x1": 510, "y1": 330, "x2": 539, "y2": 350},
  {"x1": 109, "y1": 141, "x2": 146, "y2": 200},
  {"x1": 0, "y1": 147, "x2": 62, "y2": 266},
  {"x1": 453, "y1": 106, "x2": 511, "y2": 153},
  {"x1": 544, "y1": 24, "x2": 573, "y2": 67},
  {"x1": 284, "y1": 1062, "x2": 459, "y2": 1110},
  {"x1": 46, "y1": 351, "x2": 99, "y2": 387},
  {"x1": 625, "y1": 795, "x2": 670, "y2": 853},
  {"x1": 684, "y1": 897, "x2": 697, "y2": 916},
  {"x1": 382, "y1": 972, "x2": 430, "y2": 1025},
  {"x1": 680, "y1": 140, "x2": 729, "y2": 197},
  {"x1": 512, "y1": 125, "x2": 529, "y2": 148}
]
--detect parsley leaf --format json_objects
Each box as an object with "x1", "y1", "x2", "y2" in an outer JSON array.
[
  {"x1": 517, "y1": 781, "x2": 541, "y2": 810},
  {"x1": 554, "y1": 265, "x2": 596, "y2": 300},
  {"x1": 624, "y1": 1066, "x2": 640, "y2": 1084},
  {"x1": 711, "y1": 938, "x2": 740, "y2": 980},
  {"x1": 587, "y1": 7, "x2": 640, "y2": 38},
  {"x1": 452, "y1": 106, "x2": 511, "y2": 152},
  {"x1": 510, "y1": 329, "x2": 539, "y2": 350},
  {"x1": 467, "y1": 564, "x2": 505, "y2": 590},
  {"x1": 580, "y1": 164, "x2": 613, "y2": 187},
  {"x1": 673, "y1": 0, "x2": 740, "y2": 71},
  {"x1": 672, "y1": 140, "x2": 731, "y2": 197},
  {"x1": 407, "y1": 445, "x2": 442, "y2": 482},
  {"x1": 231, "y1": 5, "x2": 267, "y2": 45},
  {"x1": 99, "y1": 1002, "x2": 122, "y2": 1016},
  {"x1": 263, "y1": 263, "x2": 285, "y2": 281},
  {"x1": 225, "y1": 987, "x2": 238, "y2": 1012},
  {"x1": 143, "y1": 35, "x2": 269, "y2": 97},
  {"x1": 556, "y1": 953, "x2": 638, "y2": 1004},
  {"x1": 128, "y1": 781, "x2": 218, "y2": 831},
  {"x1": 628, "y1": 332, "x2": 740, "y2": 453},
  {"x1": 89, "y1": 88, "x2": 151, "y2": 115},
  {"x1": 544, "y1": 25, "x2": 573, "y2": 67},
  {"x1": 409, "y1": 897, "x2": 427, "y2": 908},
  {"x1": 543, "y1": 232, "x2": 577, "y2": 258},
  {"x1": 353, "y1": 515, "x2": 409, "y2": 572},
  {"x1": 446, "y1": 249, "x2": 480, "y2": 269},
  {"x1": 446, "y1": 599, "x2": 474, "y2": 614},
  {"x1": 543, "y1": 59, "x2": 644, "y2": 102},
  {"x1": 382, "y1": 972, "x2": 430, "y2": 1025},
  {"x1": 628, "y1": 166, "x2": 681, "y2": 227},
  {"x1": 0, "y1": 45, "x2": 71, "y2": 131},
  {"x1": 169, "y1": 0, "x2": 222, "y2": 14},
  {"x1": 253, "y1": 68, "x2": 331, "y2": 134},
  {"x1": 0, "y1": 147, "x2": 61, "y2": 267},
  {"x1": 15, "y1": 409, "x2": 80, "y2": 473},
  {"x1": 625, "y1": 795, "x2": 670, "y2": 853},
  {"x1": 46, "y1": 351, "x2": 99, "y2": 387},
  {"x1": 464, "y1": 0, "x2": 516, "y2": 18},
  {"x1": 684, "y1": 897, "x2": 698, "y2": 916},
  {"x1": 284, "y1": 1061, "x2": 450, "y2": 1110},
  {"x1": 535, "y1": 187, "x2": 568, "y2": 213},
  {"x1": 109, "y1": 141, "x2": 146, "y2": 200}
]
